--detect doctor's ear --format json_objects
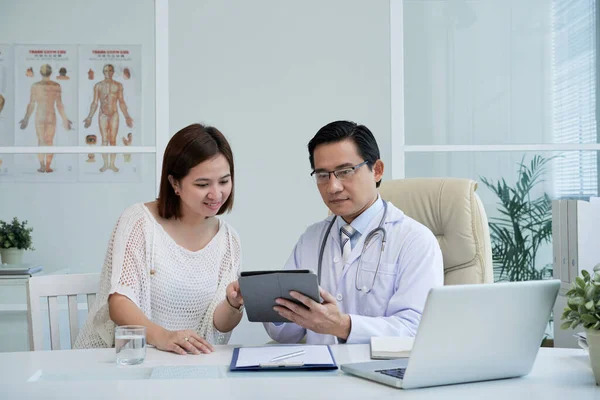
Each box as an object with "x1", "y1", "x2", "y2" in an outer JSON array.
[
  {"x1": 168, "y1": 175, "x2": 181, "y2": 196},
  {"x1": 373, "y1": 160, "x2": 384, "y2": 181}
]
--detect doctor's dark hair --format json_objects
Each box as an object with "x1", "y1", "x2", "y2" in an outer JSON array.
[
  {"x1": 157, "y1": 123, "x2": 235, "y2": 219},
  {"x1": 308, "y1": 120, "x2": 382, "y2": 188}
]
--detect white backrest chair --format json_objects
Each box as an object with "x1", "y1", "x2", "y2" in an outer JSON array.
[{"x1": 26, "y1": 273, "x2": 100, "y2": 351}]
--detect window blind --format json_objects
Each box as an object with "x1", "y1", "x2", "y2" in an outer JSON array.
[{"x1": 552, "y1": 0, "x2": 598, "y2": 198}]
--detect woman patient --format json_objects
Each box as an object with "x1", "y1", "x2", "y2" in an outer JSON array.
[{"x1": 75, "y1": 123, "x2": 244, "y2": 354}]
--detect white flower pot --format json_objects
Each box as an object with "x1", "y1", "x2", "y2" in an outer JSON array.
[
  {"x1": 586, "y1": 328, "x2": 600, "y2": 385},
  {"x1": 0, "y1": 248, "x2": 24, "y2": 265}
]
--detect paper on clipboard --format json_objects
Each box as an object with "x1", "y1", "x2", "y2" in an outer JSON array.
[{"x1": 235, "y1": 345, "x2": 333, "y2": 368}]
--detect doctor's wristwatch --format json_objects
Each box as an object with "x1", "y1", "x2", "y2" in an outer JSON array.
[{"x1": 226, "y1": 295, "x2": 244, "y2": 314}]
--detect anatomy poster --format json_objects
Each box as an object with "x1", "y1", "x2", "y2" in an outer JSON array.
[
  {"x1": 0, "y1": 44, "x2": 14, "y2": 182},
  {"x1": 14, "y1": 45, "x2": 77, "y2": 182},
  {"x1": 78, "y1": 45, "x2": 142, "y2": 182}
]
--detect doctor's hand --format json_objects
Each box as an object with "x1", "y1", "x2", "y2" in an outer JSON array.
[
  {"x1": 273, "y1": 287, "x2": 351, "y2": 340},
  {"x1": 226, "y1": 280, "x2": 244, "y2": 310}
]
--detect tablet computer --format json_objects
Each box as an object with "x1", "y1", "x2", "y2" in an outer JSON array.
[{"x1": 239, "y1": 269, "x2": 320, "y2": 323}]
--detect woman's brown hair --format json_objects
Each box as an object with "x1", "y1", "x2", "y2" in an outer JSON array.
[{"x1": 157, "y1": 123, "x2": 234, "y2": 219}]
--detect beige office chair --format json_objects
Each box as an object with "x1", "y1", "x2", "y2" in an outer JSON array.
[{"x1": 379, "y1": 178, "x2": 493, "y2": 285}]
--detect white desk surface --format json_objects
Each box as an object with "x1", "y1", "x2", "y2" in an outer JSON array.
[{"x1": 0, "y1": 345, "x2": 597, "y2": 399}]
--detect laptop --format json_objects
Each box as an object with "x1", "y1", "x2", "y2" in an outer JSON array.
[{"x1": 340, "y1": 280, "x2": 560, "y2": 390}]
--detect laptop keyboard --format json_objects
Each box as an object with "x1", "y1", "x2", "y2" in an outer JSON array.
[{"x1": 376, "y1": 368, "x2": 406, "y2": 379}]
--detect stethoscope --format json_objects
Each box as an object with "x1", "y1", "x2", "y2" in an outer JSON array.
[{"x1": 317, "y1": 200, "x2": 388, "y2": 293}]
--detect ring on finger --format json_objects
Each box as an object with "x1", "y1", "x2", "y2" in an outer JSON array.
[{"x1": 184, "y1": 337, "x2": 189, "y2": 342}]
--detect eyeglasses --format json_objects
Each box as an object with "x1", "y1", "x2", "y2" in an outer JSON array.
[{"x1": 310, "y1": 160, "x2": 369, "y2": 185}]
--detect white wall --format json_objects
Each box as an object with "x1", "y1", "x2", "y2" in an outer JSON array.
[
  {"x1": 0, "y1": 0, "x2": 157, "y2": 351},
  {"x1": 169, "y1": 0, "x2": 391, "y2": 344}
]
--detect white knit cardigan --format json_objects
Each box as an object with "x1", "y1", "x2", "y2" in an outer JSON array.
[{"x1": 75, "y1": 203, "x2": 241, "y2": 349}]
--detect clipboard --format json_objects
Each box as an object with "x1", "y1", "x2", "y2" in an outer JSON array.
[{"x1": 229, "y1": 346, "x2": 338, "y2": 371}]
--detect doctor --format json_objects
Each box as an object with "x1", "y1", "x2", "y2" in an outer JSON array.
[{"x1": 264, "y1": 120, "x2": 444, "y2": 344}]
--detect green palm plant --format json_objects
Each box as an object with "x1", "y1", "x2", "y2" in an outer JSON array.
[{"x1": 480, "y1": 155, "x2": 554, "y2": 282}]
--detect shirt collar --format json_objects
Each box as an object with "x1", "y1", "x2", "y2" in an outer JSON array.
[{"x1": 336, "y1": 195, "x2": 384, "y2": 236}]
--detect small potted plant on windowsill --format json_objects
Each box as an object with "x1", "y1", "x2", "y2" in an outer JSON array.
[
  {"x1": 0, "y1": 217, "x2": 34, "y2": 265},
  {"x1": 561, "y1": 266, "x2": 600, "y2": 385}
]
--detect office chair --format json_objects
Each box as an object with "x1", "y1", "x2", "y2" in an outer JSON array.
[{"x1": 379, "y1": 178, "x2": 493, "y2": 285}]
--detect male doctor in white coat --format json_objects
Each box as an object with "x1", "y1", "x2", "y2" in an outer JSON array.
[{"x1": 264, "y1": 120, "x2": 444, "y2": 344}]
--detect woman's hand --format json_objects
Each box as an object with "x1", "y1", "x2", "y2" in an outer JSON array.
[
  {"x1": 213, "y1": 280, "x2": 245, "y2": 332},
  {"x1": 226, "y1": 280, "x2": 244, "y2": 310},
  {"x1": 153, "y1": 329, "x2": 215, "y2": 356}
]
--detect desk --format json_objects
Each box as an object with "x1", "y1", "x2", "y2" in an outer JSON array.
[
  {"x1": 0, "y1": 346, "x2": 598, "y2": 399},
  {"x1": 0, "y1": 268, "x2": 71, "y2": 352},
  {"x1": 0, "y1": 267, "x2": 68, "y2": 288}
]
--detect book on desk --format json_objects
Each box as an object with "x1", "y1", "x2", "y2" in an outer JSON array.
[
  {"x1": 0, "y1": 264, "x2": 43, "y2": 278},
  {"x1": 370, "y1": 336, "x2": 414, "y2": 359}
]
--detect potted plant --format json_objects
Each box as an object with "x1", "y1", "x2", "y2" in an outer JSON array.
[
  {"x1": 480, "y1": 155, "x2": 554, "y2": 282},
  {"x1": 561, "y1": 266, "x2": 600, "y2": 385},
  {"x1": 0, "y1": 217, "x2": 34, "y2": 265}
]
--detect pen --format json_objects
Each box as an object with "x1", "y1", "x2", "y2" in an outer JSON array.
[{"x1": 269, "y1": 349, "x2": 306, "y2": 362}]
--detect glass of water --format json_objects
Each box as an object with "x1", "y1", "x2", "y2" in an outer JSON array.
[{"x1": 115, "y1": 325, "x2": 146, "y2": 365}]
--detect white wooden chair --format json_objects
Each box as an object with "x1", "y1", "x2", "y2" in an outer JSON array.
[{"x1": 26, "y1": 273, "x2": 100, "y2": 351}]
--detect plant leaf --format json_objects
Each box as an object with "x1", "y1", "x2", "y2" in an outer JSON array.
[
  {"x1": 586, "y1": 285, "x2": 597, "y2": 300},
  {"x1": 586, "y1": 300, "x2": 595, "y2": 310},
  {"x1": 582, "y1": 314, "x2": 597, "y2": 323},
  {"x1": 569, "y1": 297, "x2": 586, "y2": 307},
  {"x1": 561, "y1": 321, "x2": 574, "y2": 330}
]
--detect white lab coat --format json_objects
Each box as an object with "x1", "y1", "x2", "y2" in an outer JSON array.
[{"x1": 264, "y1": 201, "x2": 444, "y2": 344}]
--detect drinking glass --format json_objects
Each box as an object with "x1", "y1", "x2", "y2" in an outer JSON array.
[{"x1": 115, "y1": 325, "x2": 146, "y2": 365}]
